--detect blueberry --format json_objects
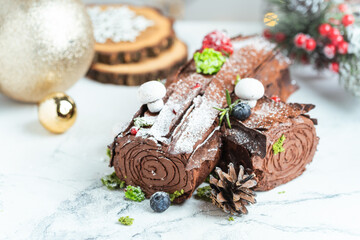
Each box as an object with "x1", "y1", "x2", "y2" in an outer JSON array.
[
  {"x1": 150, "y1": 192, "x2": 171, "y2": 213},
  {"x1": 232, "y1": 102, "x2": 251, "y2": 121}
]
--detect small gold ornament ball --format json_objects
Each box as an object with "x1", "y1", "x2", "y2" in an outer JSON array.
[
  {"x1": 264, "y1": 12, "x2": 279, "y2": 27},
  {"x1": 0, "y1": 0, "x2": 94, "y2": 103},
  {"x1": 38, "y1": 92, "x2": 77, "y2": 134}
]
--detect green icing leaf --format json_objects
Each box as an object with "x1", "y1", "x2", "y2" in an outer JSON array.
[
  {"x1": 194, "y1": 48, "x2": 226, "y2": 75},
  {"x1": 169, "y1": 189, "x2": 184, "y2": 202},
  {"x1": 228, "y1": 217, "x2": 235, "y2": 221},
  {"x1": 134, "y1": 117, "x2": 155, "y2": 128},
  {"x1": 273, "y1": 135, "x2": 286, "y2": 155},
  {"x1": 278, "y1": 191, "x2": 286, "y2": 194},
  {"x1": 101, "y1": 172, "x2": 125, "y2": 190},
  {"x1": 118, "y1": 216, "x2": 134, "y2": 226},
  {"x1": 194, "y1": 185, "x2": 212, "y2": 202},
  {"x1": 125, "y1": 186, "x2": 145, "y2": 202}
]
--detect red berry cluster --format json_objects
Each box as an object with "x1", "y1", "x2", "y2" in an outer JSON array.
[
  {"x1": 201, "y1": 30, "x2": 233, "y2": 55},
  {"x1": 263, "y1": 29, "x2": 286, "y2": 43},
  {"x1": 294, "y1": 33, "x2": 317, "y2": 51}
]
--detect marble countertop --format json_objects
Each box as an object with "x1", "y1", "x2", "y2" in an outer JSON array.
[{"x1": 1, "y1": 21, "x2": 360, "y2": 240}]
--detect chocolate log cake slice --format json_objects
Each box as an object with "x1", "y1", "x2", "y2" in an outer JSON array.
[
  {"x1": 220, "y1": 97, "x2": 319, "y2": 191},
  {"x1": 109, "y1": 36, "x2": 303, "y2": 203}
]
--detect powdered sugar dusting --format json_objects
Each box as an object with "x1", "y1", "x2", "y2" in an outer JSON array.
[
  {"x1": 149, "y1": 72, "x2": 210, "y2": 139},
  {"x1": 172, "y1": 98, "x2": 219, "y2": 154},
  {"x1": 233, "y1": 36, "x2": 275, "y2": 53}
]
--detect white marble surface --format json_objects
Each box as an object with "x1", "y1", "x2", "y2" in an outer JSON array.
[{"x1": 1, "y1": 21, "x2": 360, "y2": 240}]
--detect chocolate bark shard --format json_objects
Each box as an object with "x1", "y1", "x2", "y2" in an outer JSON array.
[
  {"x1": 221, "y1": 97, "x2": 319, "y2": 191},
  {"x1": 110, "y1": 36, "x2": 302, "y2": 202}
]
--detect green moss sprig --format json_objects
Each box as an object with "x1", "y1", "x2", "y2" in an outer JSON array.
[
  {"x1": 194, "y1": 48, "x2": 226, "y2": 75},
  {"x1": 134, "y1": 117, "x2": 155, "y2": 128},
  {"x1": 194, "y1": 185, "x2": 212, "y2": 202},
  {"x1": 169, "y1": 189, "x2": 184, "y2": 202},
  {"x1": 106, "y1": 148, "x2": 112, "y2": 158},
  {"x1": 101, "y1": 172, "x2": 125, "y2": 190},
  {"x1": 273, "y1": 135, "x2": 286, "y2": 155},
  {"x1": 118, "y1": 216, "x2": 134, "y2": 226},
  {"x1": 125, "y1": 186, "x2": 145, "y2": 202},
  {"x1": 213, "y1": 90, "x2": 241, "y2": 128}
]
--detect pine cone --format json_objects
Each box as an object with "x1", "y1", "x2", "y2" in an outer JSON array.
[{"x1": 210, "y1": 163, "x2": 257, "y2": 215}]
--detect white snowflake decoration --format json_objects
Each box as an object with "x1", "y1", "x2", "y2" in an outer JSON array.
[{"x1": 87, "y1": 6, "x2": 154, "y2": 43}]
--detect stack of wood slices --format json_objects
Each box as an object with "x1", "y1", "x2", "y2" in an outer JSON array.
[{"x1": 86, "y1": 5, "x2": 188, "y2": 86}]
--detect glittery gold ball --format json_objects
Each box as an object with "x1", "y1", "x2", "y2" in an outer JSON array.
[
  {"x1": 0, "y1": 0, "x2": 94, "y2": 103},
  {"x1": 38, "y1": 92, "x2": 77, "y2": 134}
]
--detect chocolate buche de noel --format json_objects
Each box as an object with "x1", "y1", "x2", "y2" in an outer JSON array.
[{"x1": 109, "y1": 34, "x2": 318, "y2": 203}]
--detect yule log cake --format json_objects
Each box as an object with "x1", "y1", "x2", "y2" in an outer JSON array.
[{"x1": 108, "y1": 34, "x2": 318, "y2": 203}]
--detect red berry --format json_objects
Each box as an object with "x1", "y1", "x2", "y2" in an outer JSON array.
[
  {"x1": 323, "y1": 44, "x2": 336, "y2": 59},
  {"x1": 337, "y1": 41, "x2": 349, "y2": 54},
  {"x1": 130, "y1": 127, "x2": 138, "y2": 135},
  {"x1": 328, "y1": 28, "x2": 341, "y2": 41},
  {"x1": 305, "y1": 38, "x2": 316, "y2": 51},
  {"x1": 275, "y1": 32, "x2": 286, "y2": 42},
  {"x1": 192, "y1": 83, "x2": 201, "y2": 89},
  {"x1": 294, "y1": 33, "x2": 307, "y2": 47},
  {"x1": 263, "y1": 29, "x2": 272, "y2": 39},
  {"x1": 202, "y1": 30, "x2": 233, "y2": 55},
  {"x1": 318, "y1": 23, "x2": 332, "y2": 36},
  {"x1": 331, "y1": 35, "x2": 344, "y2": 45},
  {"x1": 330, "y1": 62, "x2": 339, "y2": 73},
  {"x1": 271, "y1": 95, "x2": 281, "y2": 102},
  {"x1": 338, "y1": 3, "x2": 348, "y2": 13},
  {"x1": 342, "y1": 14, "x2": 355, "y2": 26}
]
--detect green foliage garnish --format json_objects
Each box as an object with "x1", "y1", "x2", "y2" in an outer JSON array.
[
  {"x1": 213, "y1": 90, "x2": 241, "y2": 128},
  {"x1": 235, "y1": 75, "x2": 241, "y2": 85},
  {"x1": 278, "y1": 191, "x2": 286, "y2": 194},
  {"x1": 273, "y1": 135, "x2": 286, "y2": 155},
  {"x1": 106, "y1": 148, "x2": 111, "y2": 158},
  {"x1": 134, "y1": 117, "x2": 155, "y2": 128},
  {"x1": 101, "y1": 172, "x2": 125, "y2": 190},
  {"x1": 228, "y1": 217, "x2": 235, "y2": 221},
  {"x1": 125, "y1": 186, "x2": 145, "y2": 202},
  {"x1": 169, "y1": 189, "x2": 184, "y2": 202},
  {"x1": 194, "y1": 185, "x2": 212, "y2": 202},
  {"x1": 194, "y1": 48, "x2": 226, "y2": 75},
  {"x1": 118, "y1": 216, "x2": 134, "y2": 226}
]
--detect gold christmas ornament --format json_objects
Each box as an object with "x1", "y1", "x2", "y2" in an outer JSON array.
[
  {"x1": 264, "y1": 12, "x2": 279, "y2": 27},
  {"x1": 38, "y1": 92, "x2": 77, "y2": 134},
  {"x1": 0, "y1": 0, "x2": 94, "y2": 103}
]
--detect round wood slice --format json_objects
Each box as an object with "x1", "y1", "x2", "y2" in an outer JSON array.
[
  {"x1": 87, "y1": 39, "x2": 188, "y2": 86},
  {"x1": 92, "y1": 5, "x2": 175, "y2": 65}
]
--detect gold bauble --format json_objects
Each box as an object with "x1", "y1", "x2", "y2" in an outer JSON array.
[
  {"x1": 38, "y1": 92, "x2": 77, "y2": 134},
  {"x1": 0, "y1": 0, "x2": 94, "y2": 103},
  {"x1": 264, "y1": 12, "x2": 279, "y2": 27}
]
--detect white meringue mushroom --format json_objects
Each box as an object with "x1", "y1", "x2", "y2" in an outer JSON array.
[
  {"x1": 240, "y1": 99, "x2": 257, "y2": 108},
  {"x1": 234, "y1": 78, "x2": 264, "y2": 108},
  {"x1": 147, "y1": 99, "x2": 164, "y2": 113},
  {"x1": 138, "y1": 81, "x2": 166, "y2": 113}
]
